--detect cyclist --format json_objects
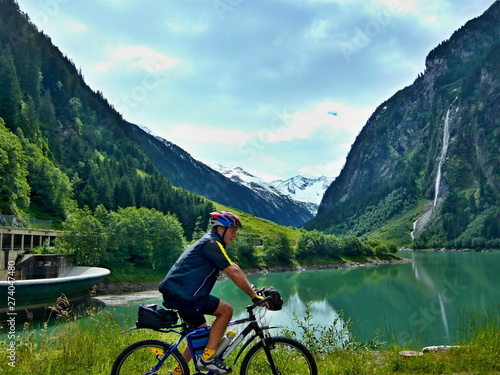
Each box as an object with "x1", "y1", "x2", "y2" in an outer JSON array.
[{"x1": 159, "y1": 211, "x2": 264, "y2": 374}]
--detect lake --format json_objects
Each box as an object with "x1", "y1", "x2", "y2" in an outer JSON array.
[{"x1": 102, "y1": 251, "x2": 499, "y2": 348}]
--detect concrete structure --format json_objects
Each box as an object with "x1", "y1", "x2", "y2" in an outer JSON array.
[{"x1": 0, "y1": 217, "x2": 61, "y2": 280}]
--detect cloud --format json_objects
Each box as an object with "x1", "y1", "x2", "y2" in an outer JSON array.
[
  {"x1": 65, "y1": 18, "x2": 88, "y2": 33},
  {"x1": 161, "y1": 99, "x2": 374, "y2": 179},
  {"x1": 299, "y1": 159, "x2": 346, "y2": 178},
  {"x1": 167, "y1": 123, "x2": 251, "y2": 146},
  {"x1": 94, "y1": 45, "x2": 180, "y2": 75},
  {"x1": 109, "y1": 46, "x2": 179, "y2": 73},
  {"x1": 268, "y1": 102, "x2": 374, "y2": 143},
  {"x1": 166, "y1": 101, "x2": 373, "y2": 148}
]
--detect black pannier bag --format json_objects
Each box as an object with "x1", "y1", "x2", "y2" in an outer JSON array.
[
  {"x1": 136, "y1": 304, "x2": 178, "y2": 330},
  {"x1": 263, "y1": 286, "x2": 283, "y2": 311}
]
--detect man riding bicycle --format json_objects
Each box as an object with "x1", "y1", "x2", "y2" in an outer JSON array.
[{"x1": 159, "y1": 211, "x2": 264, "y2": 374}]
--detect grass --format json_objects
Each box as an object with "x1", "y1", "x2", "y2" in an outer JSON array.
[
  {"x1": 1, "y1": 304, "x2": 498, "y2": 375},
  {"x1": 365, "y1": 199, "x2": 430, "y2": 248},
  {"x1": 214, "y1": 202, "x2": 302, "y2": 244}
]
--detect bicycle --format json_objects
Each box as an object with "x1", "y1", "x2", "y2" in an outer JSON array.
[{"x1": 110, "y1": 289, "x2": 318, "y2": 375}]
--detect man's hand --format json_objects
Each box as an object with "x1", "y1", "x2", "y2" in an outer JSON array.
[{"x1": 252, "y1": 294, "x2": 268, "y2": 307}]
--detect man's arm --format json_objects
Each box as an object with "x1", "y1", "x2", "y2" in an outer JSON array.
[{"x1": 223, "y1": 264, "x2": 256, "y2": 298}]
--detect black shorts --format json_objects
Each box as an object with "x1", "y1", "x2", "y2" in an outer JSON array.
[{"x1": 166, "y1": 295, "x2": 220, "y2": 328}]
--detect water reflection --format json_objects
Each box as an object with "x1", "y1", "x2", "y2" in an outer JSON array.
[
  {"x1": 411, "y1": 252, "x2": 452, "y2": 338},
  {"x1": 100, "y1": 251, "x2": 499, "y2": 348},
  {"x1": 221, "y1": 251, "x2": 498, "y2": 347}
]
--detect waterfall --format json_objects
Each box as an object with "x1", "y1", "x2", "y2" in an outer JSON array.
[
  {"x1": 410, "y1": 219, "x2": 418, "y2": 240},
  {"x1": 433, "y1": 108, "x2": 451, "y2": 206}
]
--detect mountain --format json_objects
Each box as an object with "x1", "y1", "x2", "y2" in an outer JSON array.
[
  {"x1": 306, "y1": 2, "x2": 500, "y2": 249},
  {"x1": 0, "y1": 0, "x2": 215, "y2": 237},
  {"x1": 215, "y1": 165, "x2": 332, "y2": 216},
  {"x1": 0, "y1": 0, "x2": 312, "y2": 229},
  {"x1": 127, "y1": 126, "x2": 313, "y2": 227},
  {"x1": 270, "y1": 175, "x2": 334, "y2": 215}
]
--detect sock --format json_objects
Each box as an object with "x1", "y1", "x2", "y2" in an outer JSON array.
[
  {"x1": 202, "y1": 348, "x2": 216, "y2": 361},
  {"x1": 173, "y1": 365, "x2": 183, "y2": 375}
]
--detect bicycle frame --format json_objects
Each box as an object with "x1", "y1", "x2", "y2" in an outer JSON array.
[{"x1": 130, "y1": 302, "x2": 282, "y2": 374}]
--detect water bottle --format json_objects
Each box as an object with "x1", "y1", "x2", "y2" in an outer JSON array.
[{"x1": 215, "y1": 330, "x2": 236, "y2": 356}]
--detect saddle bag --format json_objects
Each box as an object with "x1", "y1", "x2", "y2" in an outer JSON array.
[{"x1": 136, "y1": 304, "x2": 178, "y2": 330}]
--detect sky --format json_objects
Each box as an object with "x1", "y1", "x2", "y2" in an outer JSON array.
[{"x1": 16, "y1": 0, "x2": 495, "y2": 181}]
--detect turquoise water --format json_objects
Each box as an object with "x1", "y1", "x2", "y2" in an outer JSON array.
[{"x1": 103, "y1": 251, "x2": 499, "y2": 348}]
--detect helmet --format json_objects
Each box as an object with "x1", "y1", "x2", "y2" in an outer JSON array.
[{"x1": 209, "y1": 211, "x2": 243, "y2": 228}]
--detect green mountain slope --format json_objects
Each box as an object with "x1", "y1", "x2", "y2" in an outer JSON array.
[
  {"x1": 306, "y1": 2, "x2": 500, "y2": 249},
  {"x1": 0, "y1": 0, "x2": 213, "y2": 235}
]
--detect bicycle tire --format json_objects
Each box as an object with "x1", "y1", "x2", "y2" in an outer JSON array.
[
  {"x1": 239, "y1": 336, "x2": 317, "y2": 375},
  {"x1": 110, "y1": 338, "x2": 190, "y2": 375}
]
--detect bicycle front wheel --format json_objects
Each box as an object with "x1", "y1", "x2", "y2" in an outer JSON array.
[
  {"x1": 240, "y1": 336, "x2": 317, "y2": 375},
  {"x1": 111, "y1": 339, "x2": 189, "y2": 375}
]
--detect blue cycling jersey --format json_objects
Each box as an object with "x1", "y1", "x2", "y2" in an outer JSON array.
[{"x1": 159, "y1": 230, "x2": 234, "y2": 309}]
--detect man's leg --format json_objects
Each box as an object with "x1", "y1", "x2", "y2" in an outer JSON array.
[
  {"x1": 205, "y1": 300, "x2": 233, "y2": 351},
  {"x1": 176, "y1": 299, "x2": 232, "y2": 360},
  {"x1": 196, "y1": 300, "x2": 233, "y2": 373}
]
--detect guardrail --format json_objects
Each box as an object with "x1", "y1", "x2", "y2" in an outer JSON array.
[{"x1": 0, "y1": 215, "x2": 52, "y2": 230}]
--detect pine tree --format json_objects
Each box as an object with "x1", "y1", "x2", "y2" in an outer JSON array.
[{"x1": 0, "y1": 44, "x2": 22, "y2": 129}]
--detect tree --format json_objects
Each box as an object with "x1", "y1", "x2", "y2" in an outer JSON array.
[
  {"x1": 0, "y1": 44, "x2": 22, "y2": 129},
  {"x1": 230, "y1": 233, "x2": 258, "y2": 268},
  {"x1": 58, "y1": 207, "x2": 107, "y2": 266},
  {"x1": 0, "y1": 118, "x2": 30, "y2": 214},
  {"x1": 264, "y1": 232, "x2": 293, "y2": 264},
  {"x1": 296, "y1": 230, "x2": 320, "y2": 262},
  {"x1": 114, "y1": 178, "x2": 136, "y2": 209},
  {"x1": 341, "y1": 237, "x2": 365, "y2": 256},
  {"x1": 39, "y1": 89, "x2": 57, "y2": 127},
  {"x1": 23, "y1": 141, "x2": 75, "y2": 221},
  {"x1": 191, "y1": 215, "x2": 206, "y2": 242},
  {"x1": 107, "y1": 207, "x2": 185, "y2": 270}
]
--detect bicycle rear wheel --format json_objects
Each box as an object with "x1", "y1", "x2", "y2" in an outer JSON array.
[
  {"x1": 111, "y1": 339, "x2": 189, "y2": 375},
  {"x1": 240, "y1": 336, "x2": 317, "y2": 375}
]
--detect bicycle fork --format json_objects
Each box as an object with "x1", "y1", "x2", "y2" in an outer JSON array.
[{"x1": 259, "y1": 333, "x2": 282, "y2": 375}]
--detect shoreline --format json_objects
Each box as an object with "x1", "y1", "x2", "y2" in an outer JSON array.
[
  {"x1": 95, "y1": 257, "x2": 411, "y2": 295},
  {"x1": 399, "y1": 248, "x2": 498, "y2": 252}
]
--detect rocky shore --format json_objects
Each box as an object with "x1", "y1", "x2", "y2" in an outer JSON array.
[
  {"x1": 95, "y1": 257, "x2": 410, "y2": 295},
  {"x1": 400, "y1": 248, "x2": 497, "y2": 252}
]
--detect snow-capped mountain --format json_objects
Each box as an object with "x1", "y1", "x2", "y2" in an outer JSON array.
[
  {"x1": 215, "y1": 165, "x2": 333, "y2": 216},
  {"x1": 270, "y1": 175, "x2": 334, "y2": 214}
]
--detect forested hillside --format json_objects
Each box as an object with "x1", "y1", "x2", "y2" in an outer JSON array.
[
  {"x1": 307, "y1": 2, "x2": 499, "y2": 249},
  {"x1": 0, "y1": 0, "x2": 213, "y2": 237},
  {"x1": 0, "y1": 0, "x2": 398, "y2": 275}
]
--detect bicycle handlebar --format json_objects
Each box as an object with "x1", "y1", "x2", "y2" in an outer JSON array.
[{"x1": 247, "y1": 295, "x2": 272, "y2": 311}]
